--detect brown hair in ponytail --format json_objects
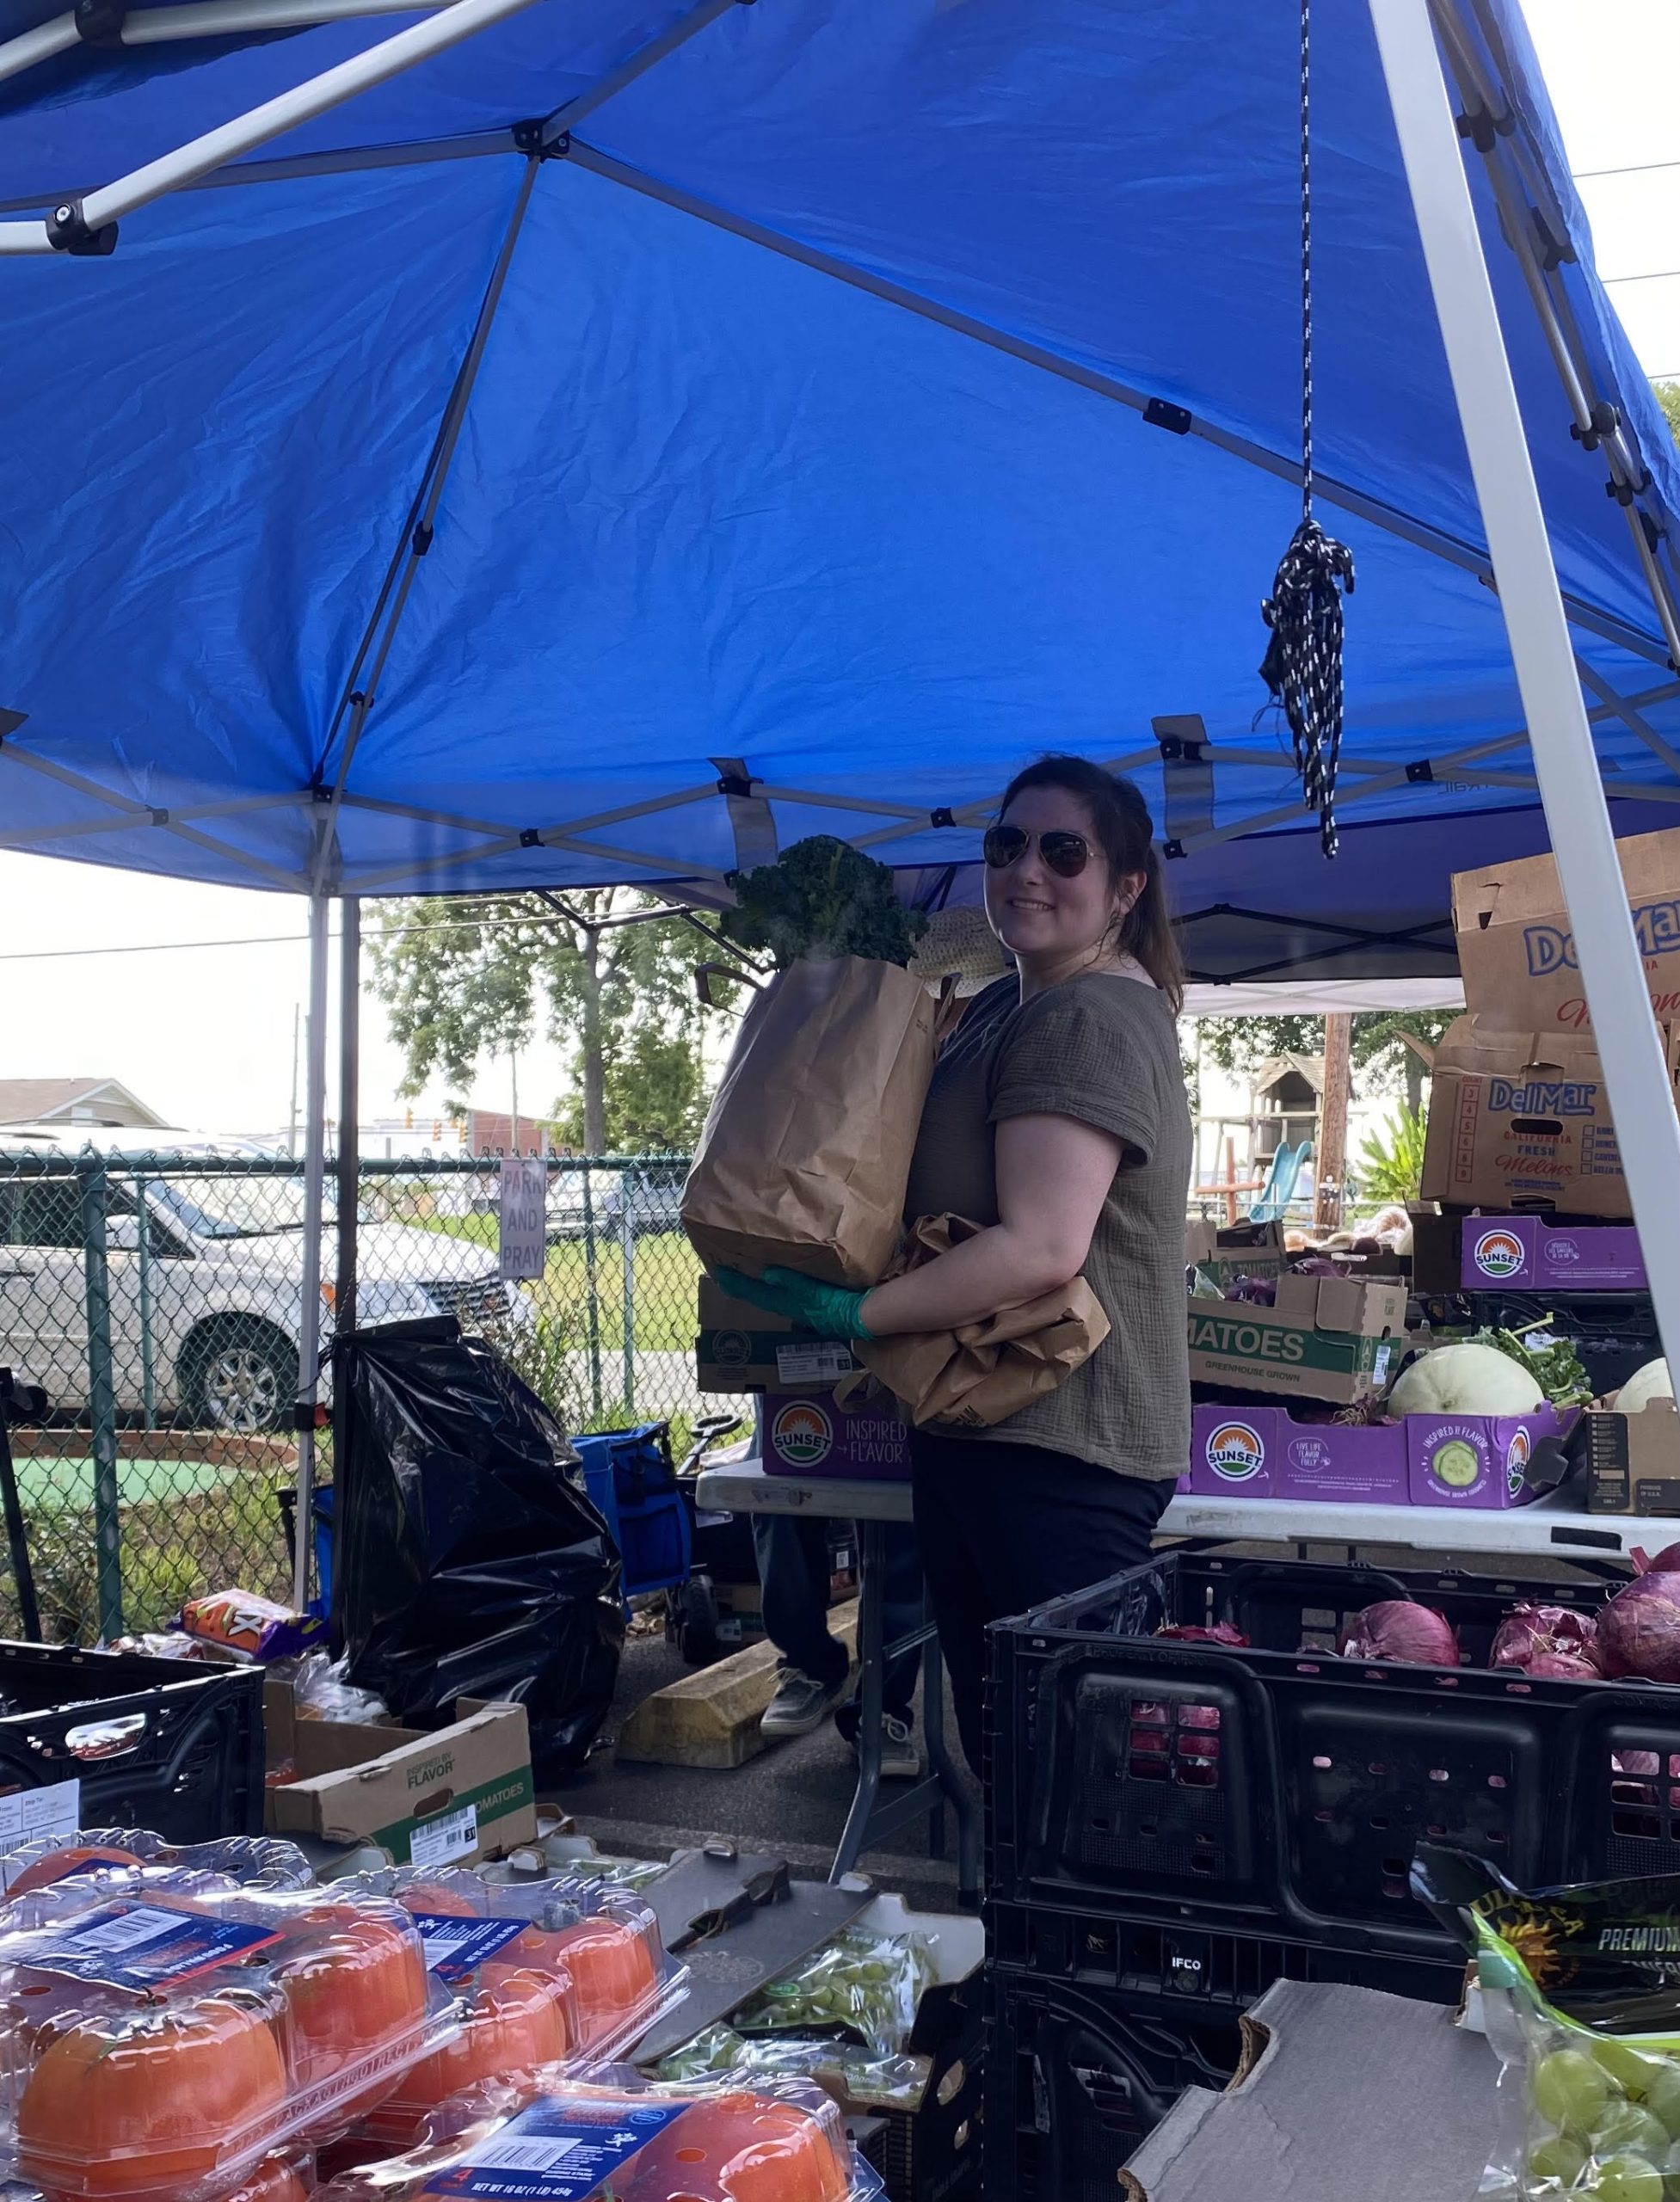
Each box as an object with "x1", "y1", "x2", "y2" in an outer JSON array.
[{"x1": 998, "y1": 754, "x2": 1187, "y2": 1013}]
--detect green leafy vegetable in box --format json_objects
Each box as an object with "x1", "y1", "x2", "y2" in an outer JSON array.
[
  {"x1": 1471, "y1": 1315, "x2": 1593, "y2": 1409},
  {"x1": 719, "y1": 836, "x2": 927, "y2": 971}
]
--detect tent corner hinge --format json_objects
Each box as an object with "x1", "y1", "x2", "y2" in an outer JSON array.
[
  {"x1": 929, "y1": 808, "x2": 957, "y2": 828},
  {"x1": 1406, "y1": 759, "x2": 1435, "y2": 784},
  {"x1": 1158, "y1": 734, "x2": 1206, "y2": 764},
  {"x1": 1161, "y1": 839, "x2": 1187, "y2": 860},
  {"x1": 716, "y1": 771, "x2": 757, "y2": 799},
  {"x1": 1455, "y1": 107, "x2": 1498, "y2": 155},
  {"x1": 46, "y1": 198, "x2": 118, "y2": 256},
  {"x1": 520, "y1": 827, "x2": 544, "y2": 848},
  {"x1": 1571, "y1": 398, "x2": 1621, "y2": 454},
  {"x1": 74, "y1": 0, "x2": 126, "y2": 44},
  {"x1": 1143, "y1": 397, "x2": 1193, "y2": 437},
  {"x1": 514, "y1": 120, "x2": 570, "y2": 159},
  {"x1": 1606, "y1": 472, "x2": 1651, "y2": 508}
]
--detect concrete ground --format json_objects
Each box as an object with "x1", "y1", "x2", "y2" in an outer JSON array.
[{"x1": 542, "y1": 1627, "x2": 979, "y2": 1914}]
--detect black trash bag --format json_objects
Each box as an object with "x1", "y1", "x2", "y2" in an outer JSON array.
[{"x1": 329, "y1": 1317, "x2": 623, "y2": 1778}]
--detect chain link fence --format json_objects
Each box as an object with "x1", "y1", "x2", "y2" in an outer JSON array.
[{"x1": 0, "y1": 1146, "x2": 715, "y2": 1644}]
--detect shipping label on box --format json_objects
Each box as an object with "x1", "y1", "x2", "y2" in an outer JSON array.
[
  {"x1": 696, "y1": 1278, "x2": 858, "y2": 1393},
  {"x1": 1419, "y1": 1017, "x2": 1680, "y2": 1220},
  {"x1": 762, "y1": 1390, "x2": 910, "y2": 1479},
  {"x1": 1585, "y1": 1400, "x2": 1680, "y2": 1514},
  {"x1": 1185, "y1": 1219, "x2": 1286, "y2": 1286},
  {"x1": 1185, "y1": 1273, "x2": 1407, "y2": 1404},
  {"x1": 1454, "y1": 826, "x2": 1680, "y2": 1033},
  {"x1": 264, "y1": 1682, "x2": 537, "y2": 1864}
]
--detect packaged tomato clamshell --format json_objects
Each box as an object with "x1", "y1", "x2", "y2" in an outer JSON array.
[
  {"x1": 311, "y1": 2069, "x2": 880, "y2": 2202},
  {"x1": 347, "y1": 1868, "x2": 686, "y2": 2149},
  {"x1": 0, "y1": 1830, "x2": 313, "y2": 1904},
  {"x1": 0, "y1": 2144, "x2": 316, "y2": 2202},
  {"x1": 0, "y1": 1885, "x2": 458, "y2": 2202}
]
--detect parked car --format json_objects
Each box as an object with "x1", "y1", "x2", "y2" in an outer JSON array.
[
  {"x1": 598, "y1": 1165, "x2": 686, "y2": 1238},
  {"x1": 0, "y1": 1129, "x2": 531, "y2": 1434}
]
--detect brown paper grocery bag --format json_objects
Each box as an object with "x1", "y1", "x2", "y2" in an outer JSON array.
[
  {"x1": 680, "y1": 956, "x2": 939, "y2": 1288},
  {"x1": 852, "y1": 1214, "x2": 1111, "y2": 1428}
]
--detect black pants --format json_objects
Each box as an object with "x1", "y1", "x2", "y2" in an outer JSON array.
[
  {"x1": 909, "y1": 1428, "x2": 1174, "y2": 1774},
  {"x1": 751, "y1": 1510, "x2": 923, "y2": 1724}
]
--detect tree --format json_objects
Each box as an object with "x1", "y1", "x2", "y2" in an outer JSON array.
[
  {"x1": 1200, "y1": 1009, "x2": 1454, "y2": 1112},
  {"x1": 370, "y1": 890, "x2": 732, "y2": 1153},
  {"x1": 1655, "y1": 380, "x2": 1680, "y2": 444}
]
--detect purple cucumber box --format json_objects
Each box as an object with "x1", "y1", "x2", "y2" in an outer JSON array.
[
  {"x1": 1185, "y1": 1403, "x2": 1572, "y2": 1510},
  {"x1": 763, "y1": 1390, "x2": 910, "y2": 1480},
  {"x1": 1461, "y1": 1213, "x2": 1647, "y2": 1293}
]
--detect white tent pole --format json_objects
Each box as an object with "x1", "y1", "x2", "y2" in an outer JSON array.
[
  {"x1": 292, "y1": 887, "x2": 330, "y2": 1613},
  {"x1": 1369, "y1": 0, "x2": 1680, "y2": 1399}
]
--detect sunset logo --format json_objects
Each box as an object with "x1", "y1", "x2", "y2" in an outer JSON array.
[
  {"x1": 1472, "y1": 1227, "x2": 1525, "y2": 1281},
  {"x1": 1505, "y1": 1426, "x2": 1531, "y2": 1500},
  {"x1": 1204, "y1": 1421, "x2": 1265, "y2": 1481},
  {"x1": 771, "y1": 1400, "x2": 834, "y2": 1469}
]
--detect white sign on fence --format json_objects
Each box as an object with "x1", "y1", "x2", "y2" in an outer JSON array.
[{"x1": 498, "y1": 1158, "x2": 548, "y2": 1281}]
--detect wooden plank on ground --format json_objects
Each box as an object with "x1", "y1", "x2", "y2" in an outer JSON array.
[{"x1": 615, "y1": 1600, "x2": 858, "y2": 1769}]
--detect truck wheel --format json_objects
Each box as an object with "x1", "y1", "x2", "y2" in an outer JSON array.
[{"x1": 181, "y1": 1319, "x2": 298, "y2": 1436}]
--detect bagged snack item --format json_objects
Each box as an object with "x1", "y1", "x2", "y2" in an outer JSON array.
[
  {"x1": 0, "y1": 1830, "x2": 312, "y2": 1903},
  {"x1": 344, "y1": 1869, "x2": 685, "y2": 2149},
  {"x1": 176, "y1": 1595, "x2": 327, "y2": 1664},
  {"x1": 0, "y1": 1881, "x2": 457, "y2": 2200},
  {"x1": 1416, "y1": 1844, "x2": 1680, "y2": 2198},
  {"x1": 682, "y1": 957, "x2": 939, "y2": 1289},
  {"x1": 311, "y1": 2066, "x2": 880, "y2": 2202},
  {"x1": 852, "y1": 1215, "x2": 1109, "y2": 1428},
  {"x1": 286, "y1": 1652, "x2": 389, "y2": 1726}
]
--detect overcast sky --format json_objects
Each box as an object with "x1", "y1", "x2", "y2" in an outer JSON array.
[{"x1": 4, "y1": 0, "x2": 1679, "y2": 1138}]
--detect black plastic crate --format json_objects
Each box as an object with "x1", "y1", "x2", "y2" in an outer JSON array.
[
  {"x1": 986, "y1": 1898, "x2": 1462, "y2": 2014},
  {"x1": 1417, "y1": 1289, "x2": 1658, "y2": 1398},
  {"x1": 986, "y1": 1551, "x2": 1680, "y2": 1960},
  {"x1": 0, "y1": 1642, "x2": 264, "y2": 1842},
  {"x1": 982, "y1": 1965, "x2": 1240, "y2": 2202}
]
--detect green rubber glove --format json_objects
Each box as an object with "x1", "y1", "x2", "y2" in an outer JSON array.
[{"x1": 713, "y1": 1265, "x2": 875, "y2": 1342}]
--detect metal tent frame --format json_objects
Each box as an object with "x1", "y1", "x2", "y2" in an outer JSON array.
[{"x1": 3, "y1": 0, "x2": 1679, "y2": 1605}]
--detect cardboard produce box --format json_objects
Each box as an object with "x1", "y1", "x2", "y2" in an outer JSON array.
[
  {"x1": 762, "y1": 1387, "x2": 911, "y2": 1479},
  {"x1": 1420, "y1": 1015, "x2": 1680, "y2": 1219},
  {"x1": 1183, "y1": 1400, "x2": 1570, "y2": 1510},
  {"x1": 1185, "y1": 1272, "x2": 1406, "y2": 1405},
  {"x1": 1120, "y1": 1979, "x2": 1497, "y2": 2202},
  {"x1": 263, "y1": 1679, "x2": 538, "y2": 1867},
  {"x1": 1454, "y1": 824, "x2": 1680, "y2": 1034},
  {"x1": 696, "y1": 1276, "x2": 859, "y2": 1393},
  {"x1": 1185, "y1": 1218, "x2": 1286, "y2": 1288},
  {"x1": 1585, "y1": 1398, "x2": 1680, "y2": 1514},
  {"x1": 1459, "y1": 1210, "x2": 1648, "y2": 1291}
]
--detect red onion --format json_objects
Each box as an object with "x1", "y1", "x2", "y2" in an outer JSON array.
[
  {"x1": 1523, "y1": 1652, "x2": 1599, "y2": 1680},
  {"x1": 1633, "y1": 1542, "x2": 1680, "y2": 1576},
  {"x1": 1224, "y1": 1276, "x2": 1277, "y2": 1305},
  {"x1": 1490, "y1": 1604, "x2": 1600, "y2": 1672},
  {"x1": 1157, "y1": 1623, "x2": 1249, "y2": 1646},
  {"x1": 1597, "y1": 1573, "x2": 1680, "y2": 1682},
  {"x1": 1338, "y1": 1600, "x2": 1461, "y2": 1667},
  {"x1": 1289, "y1": 1256, "x2": 1342, "y2": 1278}
]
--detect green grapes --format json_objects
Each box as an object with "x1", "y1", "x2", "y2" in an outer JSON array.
[
  {"x1": 1644, "y1": 2067, "x2": 1680, "y2": 2138},
  {"x1": 1529, "y1": 2132, "x2": 1589, "y2": 2187},
  {"x1": 1597, "y1": 2040, "x2": 1658, "y2": 2099},
  {"x1": 1536, "y1": 2050, "x2": 1615, "y2": 2137},
  {"x1": 1587, "y1": 2154, "x2": 1665, "y2": 2202},
  {"x1": 1597, "y1": 2108, "x2": 1674, "y2": 2162}
]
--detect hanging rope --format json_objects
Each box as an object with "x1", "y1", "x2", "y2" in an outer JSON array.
[{"x1": 1260, "y1": 0, "x2": 1355, "y2": 857}]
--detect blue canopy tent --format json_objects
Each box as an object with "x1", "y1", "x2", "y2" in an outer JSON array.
[{"x1": 3, "y1": 0, "x2": 1680, "y2": 1592}]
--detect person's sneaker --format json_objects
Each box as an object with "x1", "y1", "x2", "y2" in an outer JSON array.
[
  {"x1": 851, "y1": 1713, "x2": 923, "y2": 1780},
  {"x1": 760, "y1": 1666, "x2": 847, "y2": 1739}
]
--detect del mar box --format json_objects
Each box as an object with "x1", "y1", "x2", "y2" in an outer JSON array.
[
  {"x1": 1183, "y1": 1400, "x2": 1570, "y2": 1510},
  {"x1": 1420, "y1": 1015, "x2": 1680, "y2": 1219},
  {"x1": 1454, "y1": 824, "x2": 1680, "y2": 1034},
  {"x1": 1185, "y1": 1219, "x2": 1286, "y2": 1288},
  {"x1": 762, "y1": 1388, "x2": 910, "y2": 1479},
  {"x1": 696, "y1": 1277, "x2": 859, "y2": 1393},
  {"x1": 1185, "y1": 1272, "x2": 1407, "y2": 1405}
]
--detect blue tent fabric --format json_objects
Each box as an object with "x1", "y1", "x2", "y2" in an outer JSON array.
[{"x1": 2, "y1": 0, "x2": 1677, "y2": 970}]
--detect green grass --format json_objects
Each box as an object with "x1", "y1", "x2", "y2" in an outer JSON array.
[{"x1": 418, "y1": 1217, "x2": 701, "y2": 1353}]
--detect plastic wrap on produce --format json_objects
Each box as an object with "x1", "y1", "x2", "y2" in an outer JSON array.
[
  {"x1": 310, "y1": 2065, "x2": 881, "y2": 2201},
  {"x1": 0, "y1": 1828, "x2": 312, "y2": 1901},
  {"x1": 330, "y1": 1322, "x2": 621, "y2": 1778},
  {"x1": 732, "y1": 1927, "x2": 936, "y2": 2060}
]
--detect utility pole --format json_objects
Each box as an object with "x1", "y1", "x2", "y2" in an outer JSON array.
[
  {"x1": 1315, "y1": 1013, "x2": 1353, "y2": 1233},
  {"x1": 288, "y1": 1002, "x2": 301, "y2": 1155}
]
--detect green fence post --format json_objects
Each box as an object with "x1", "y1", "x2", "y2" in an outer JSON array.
[
  {"x1": 79, "y1": 1157, "x2": 124, "y2": 1641},
  {"x1": 619, "y1": 1172, "x2": 637, "y2": 1418},
  {"x1": 133, "y1": 1172, "x2": 156, "y2": 1433},
  {"x1": 581, "y1": 1168, "x2": 604, "y2": 1423}
]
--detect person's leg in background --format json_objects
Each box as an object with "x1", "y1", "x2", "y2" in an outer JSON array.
[
  {"x1": 754, "y1": 1511, "x2": 850, "y2": 1738},
  {"x1": 908, "y1": 1433, "x2": 997, "y2": 1775},
  {"x1": 834, "y1": 1522, "x2": 926, "y2": 1775}
]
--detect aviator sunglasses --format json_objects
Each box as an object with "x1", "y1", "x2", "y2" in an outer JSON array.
[{"x1": 982, "y1": 824, "x2": 1092, "y2": 877}]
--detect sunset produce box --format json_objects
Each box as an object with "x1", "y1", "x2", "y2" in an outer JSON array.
[
  {"x1": 1458, "y1": 1211, "x2": 1648, "y2": 1292},
  {"x1": 1182, "y1": 1400, "x2": 1572, "y2": 1510},
  {"x1": 761, "y1": 1388, "x2": 910, "y2": 1479}
]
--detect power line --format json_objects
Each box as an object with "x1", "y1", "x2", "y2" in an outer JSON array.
[
  {"x1": 1603, "y1": 268, "x2": 1680, "y2": 286},
  {"x1": 1576, "y1": 158, "x2": 1680, "y2": 181}
]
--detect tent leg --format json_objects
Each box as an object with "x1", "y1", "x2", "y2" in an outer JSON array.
[
  {"x1": 1369, "y1": 0, "x2": 1680, "y2": 1398},
  {"x1": 335, "y1": 898, "x2": 360, "y2": 1332},
  {"x1": 292, "y1": 890, "x2": 330, "y2": 1614}
]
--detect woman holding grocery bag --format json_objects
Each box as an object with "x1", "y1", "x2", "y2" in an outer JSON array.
[{"x1": 718, "y1": 756, "x2": 1191, "y2": 1770}]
